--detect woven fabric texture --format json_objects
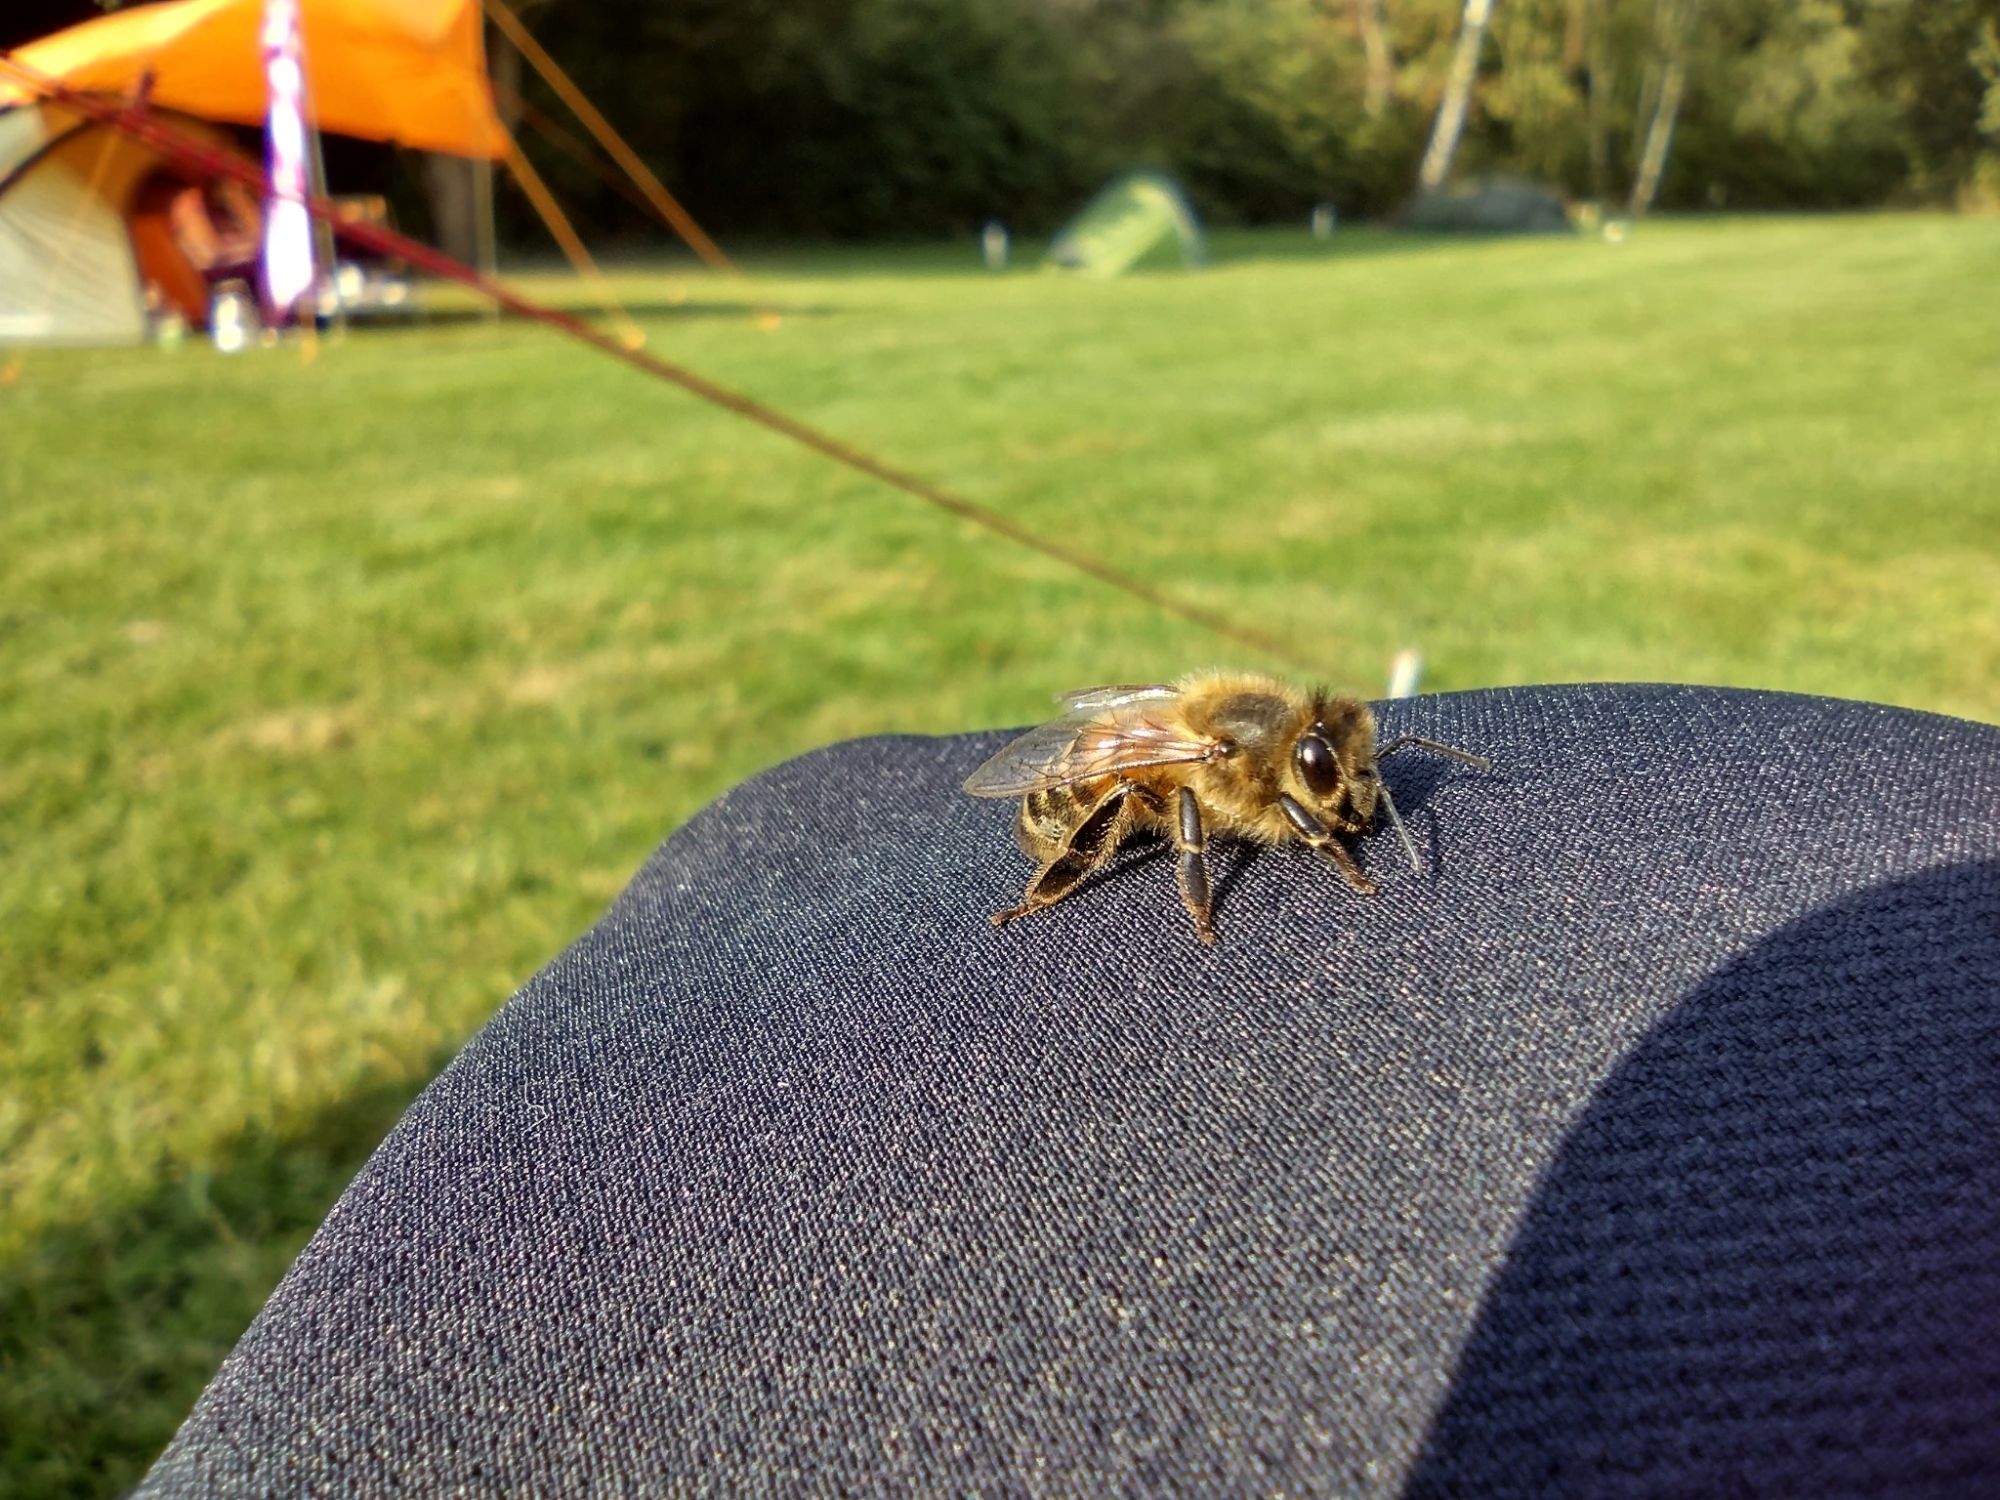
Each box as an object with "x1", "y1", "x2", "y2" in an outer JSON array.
[{"x1": 140, "y1": 684, "x2": 2000, "y2": 1497}]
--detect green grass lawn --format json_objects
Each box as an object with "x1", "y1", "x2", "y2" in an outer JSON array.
[{"x1": 3, "y1": 215, "x2": 1997, "y2": 1493}]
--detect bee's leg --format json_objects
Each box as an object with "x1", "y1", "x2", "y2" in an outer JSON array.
[
  {"x1": 991, "y1": 787, "x2": 1131, "y2": 928},
  {"x1": 1278, "y1": 793, "x2": 1378, "y2": 896},
  {"x1": 1173, "y1": 788, "x2": 1218, "y2": 946}
]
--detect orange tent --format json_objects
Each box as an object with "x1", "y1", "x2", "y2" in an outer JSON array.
[{"x1": 0, "y1": 0, "x2": 506, "y2": 159}]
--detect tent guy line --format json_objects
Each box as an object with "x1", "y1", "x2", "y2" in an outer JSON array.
[
  {"x1": 493, "y1": 123, "x2": 646, "y2": 348},
  {"x1": 0, "y1": 54, "x2": 1331, "y2": 682},
  {"x1": 480, "y1": 0, "x2": 738, "y2": 280}
]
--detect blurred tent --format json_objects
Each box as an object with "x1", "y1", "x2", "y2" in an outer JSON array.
[
  {"x1": 1401, "y1": 174, "x2": 1574, "y2": 234},
  {"x1": 1047, "y1": 171, "x2": 1204, "y2": 277},
  {"x1": 0, "y1": 101, "x2": 247, "y2": 343},
  {"x1": 0, "y1": 0, "x2": 505, "y2": 345}
]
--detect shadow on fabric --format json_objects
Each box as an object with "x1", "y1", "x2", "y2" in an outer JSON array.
[{"x1": 1407, "y1": 859, "x2": 2000, "y2": 1498}]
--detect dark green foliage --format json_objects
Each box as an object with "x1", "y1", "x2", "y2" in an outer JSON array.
[
  {"x1": 1862, "y1": 0, "x2": 2000, "y2": 203},
  {"x1": 1663, "y1": 1, "x2": 1909, "y2": 210},
  {"x1": 502, "y1": 0, "x2": 1106, "y2": 240},
  {"x1": 481, "y1": 0, "x2": 1992, "y2": 237},
  {"x1": 688, "y1": 0, "x2": 1098, "y2": 237}
]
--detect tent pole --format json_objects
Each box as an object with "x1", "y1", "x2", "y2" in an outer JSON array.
[{"x1": 305, "y1": 119, "x2": 344, "y2": 334}]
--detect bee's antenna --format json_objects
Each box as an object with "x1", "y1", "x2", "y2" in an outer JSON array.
[
  {"x1": 1377, "y1": 781, "x2": 1423, "y2": 874},
  {"x1": 1379, "y1": 735, "x2": 1491, "y2": 770}
]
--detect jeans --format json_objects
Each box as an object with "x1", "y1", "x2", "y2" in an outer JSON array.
[{"x1": 139, "y1": 684, "x2": 2000, "y2": 1496}]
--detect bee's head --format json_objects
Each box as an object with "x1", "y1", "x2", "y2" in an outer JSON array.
[{"x1": 1288, "y1": 698, "x2": 1381, "y2": 832}]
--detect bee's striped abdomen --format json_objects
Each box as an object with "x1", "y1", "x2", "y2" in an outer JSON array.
[{"x1": 1016, "y1": 784, "x2": 1089, "y2": 858}]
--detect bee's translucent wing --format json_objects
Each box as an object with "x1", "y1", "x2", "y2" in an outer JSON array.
[
  {"x1": 1054, "y1": 683, "x2": 1178, "y2": 713},
  {"x1": 963, "y1": 695, "x2": 1220, "y2": 798}
]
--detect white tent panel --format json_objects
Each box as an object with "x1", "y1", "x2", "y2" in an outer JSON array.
[{"x1": 0, "y1": 153, "x2": 147, "y2": 344}]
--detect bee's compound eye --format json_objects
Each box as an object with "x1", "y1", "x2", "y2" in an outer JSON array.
[{"x1": 1294, "y1": 734, "x2": 1340, "y2": 797}]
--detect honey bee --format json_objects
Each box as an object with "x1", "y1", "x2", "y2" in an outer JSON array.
[{"x1": 963, "y1": 673, "x2": 1488, "y2": 946}]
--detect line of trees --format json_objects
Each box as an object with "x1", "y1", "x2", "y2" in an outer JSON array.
[
  {"x1": 12, "y1": 0, "x2": 2000, "y2": 238},
  {"x1": 515, "y1": 0, "x2": 2000, "y2": 239}
]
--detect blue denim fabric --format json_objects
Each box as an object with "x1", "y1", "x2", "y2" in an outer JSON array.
[{"x1": 139, "y1": 685, "x2": 2000, "y2": 1497}]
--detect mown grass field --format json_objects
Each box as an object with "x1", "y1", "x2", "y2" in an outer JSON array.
[{"x1": 3, "y1": 215, "x2": 1997, "y2": 1494}]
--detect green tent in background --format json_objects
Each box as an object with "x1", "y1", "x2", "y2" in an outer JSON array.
[{"x1": 1046, "y1": 171, "x2": 1204, "y2": 276}]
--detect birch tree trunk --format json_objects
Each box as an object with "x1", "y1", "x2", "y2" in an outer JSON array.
[
  {"x1": 1350, "y1": 0, "x2": 1395, "y2": 119},
  {"x1": 1417, "y1": 0, "x2": 1497, "y2": 192},
  {"x1": 1629, "y1": 0, "x2": 1697, "y2": 217},
  {"x1": 1584, "y1": 0, "x2": 1613, "y2": 203},
  {"x1": 1630, "y1": 0, "x2": 1665, "y2": 172}
]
